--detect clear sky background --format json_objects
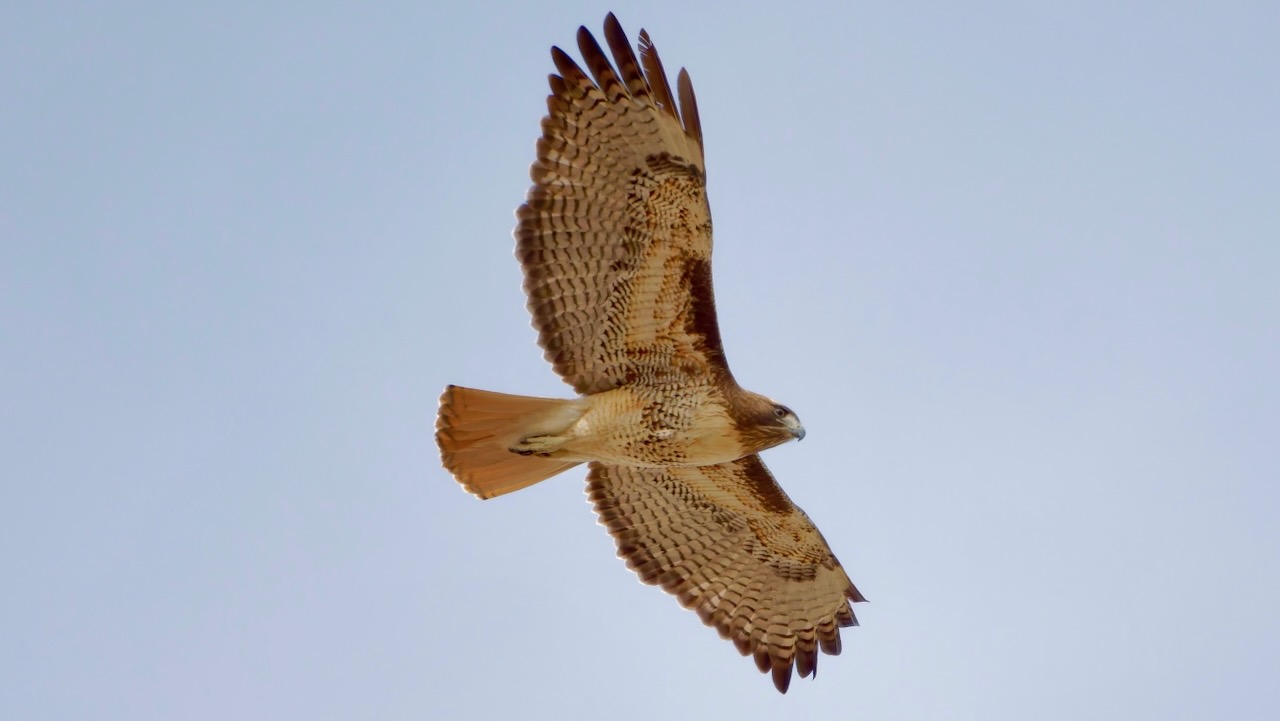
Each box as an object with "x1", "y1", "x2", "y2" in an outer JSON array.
[{"x1": 3, "y1": 1, "x2": 1278, "y2": 719}]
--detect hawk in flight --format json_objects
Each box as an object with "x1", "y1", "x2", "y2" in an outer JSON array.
[{"x1": 436, "y1": 13, "x2": 864, "y2": 693}]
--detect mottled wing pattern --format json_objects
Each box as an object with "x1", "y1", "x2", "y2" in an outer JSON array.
[
  {"x1": 517, "y1": 14, "x2": 731, "y2": 395},
  {"x1": 587, "y1": 456, "x2": 865, "y2": 693}
]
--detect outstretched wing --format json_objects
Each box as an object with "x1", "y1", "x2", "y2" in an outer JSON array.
[
  {"x1": 517, "y1": 14, "x2": 732, "y2": 395},
  {"x1": 587, "y1": 456, "x2": 865, "y2": 693}
]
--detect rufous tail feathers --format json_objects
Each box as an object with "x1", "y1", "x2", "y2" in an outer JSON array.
[{"x1": 435, "y1": 385, "x2": 582, "y2": 499}]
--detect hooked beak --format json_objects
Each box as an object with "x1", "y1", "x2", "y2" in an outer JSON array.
[{"x1": 783, "y1": 415, "x2": 806, "y2": 441}]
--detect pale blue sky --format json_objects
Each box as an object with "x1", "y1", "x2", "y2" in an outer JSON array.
[{"x1": 3, "y1": 1, "x2": 1278, "y2": 719}]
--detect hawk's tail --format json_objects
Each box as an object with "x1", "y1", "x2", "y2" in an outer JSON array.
[{"x1": 435, "y1": 385, "x2": 583, "y2": 499}]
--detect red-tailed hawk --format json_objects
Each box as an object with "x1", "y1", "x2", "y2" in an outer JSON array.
[{"x1": 436, "y1": 13, "x2": 864, "y2": 693}]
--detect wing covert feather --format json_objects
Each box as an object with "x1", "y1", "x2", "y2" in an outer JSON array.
[
  {"x1": 587, "y1": 456, "x2": 865, "y2": 693},
  {"x1": 517, "y1": 14, "x2": 726, "y2": 395}
]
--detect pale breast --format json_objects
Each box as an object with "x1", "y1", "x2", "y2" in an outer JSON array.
[{"x1": 557, "y1": 385, "x2": 745, "y2": 467}]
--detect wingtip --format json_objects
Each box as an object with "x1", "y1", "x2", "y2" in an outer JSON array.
[{"x1": 771, "y1": 662, "x2": 793, "y2": 694}]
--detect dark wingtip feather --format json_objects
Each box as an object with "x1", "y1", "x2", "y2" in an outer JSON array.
[
  {"x1": 771, "y1": 662, "x2": 793, "y2": 694},
  {"x1": 847, "y1": 581, "x2": 868, "y2": 604},
  {"x1": 752, "y1": 648, "x2": 771, "y2": 673},
  {"x1": 550, "y1": 45, "x2": 585, "y2": 84},
  {"x1": 576, "y1": 22, "x2": 627, "y2": 101},
  {"x1": 637, "y1": 29, "x2": 679, "y2": 123},
  {"x1": 676, "y1": 68, "x2": 703, "y2": 153},
  {"x1": 602, "y1": 13, "x2": 650, "y2": 99},
  {"x1": 796, "y1": 642, "x2": 818, "y2": 679}
]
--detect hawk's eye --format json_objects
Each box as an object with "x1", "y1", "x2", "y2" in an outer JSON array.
[{"x1": 773, "y1": 406, "x2": 788, "y2": 418}]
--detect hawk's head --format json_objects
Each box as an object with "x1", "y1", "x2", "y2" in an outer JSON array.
[
  {"x1": 769, "y1": 403, "x2": 806, "y2": 441},
  {"x1": 732, "y1": 391, "x2": 806, "y2": 453}
]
